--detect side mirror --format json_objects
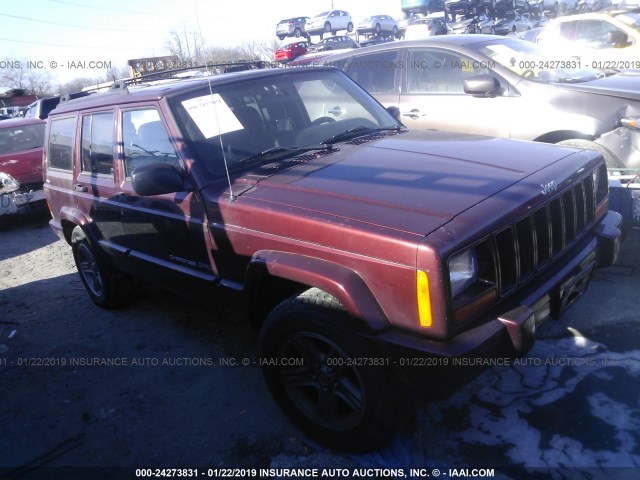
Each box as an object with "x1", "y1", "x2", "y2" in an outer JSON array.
[
  {"x1": 132, "y1": 163, "x2": 190, "y2": 196},
  {"x1": 386, "y1": 106, "x2": 401, "y2": 122},
  {"x1": 463, "y1": 74, "x2": 501, "y2": 97},
  {"x1": 607, "y1": 30, "x2": 628, "y2": 46}
]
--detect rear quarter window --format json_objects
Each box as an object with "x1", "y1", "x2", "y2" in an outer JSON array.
[{"x1": 48, "y1": 117, "x2": 76, "y2": 171}]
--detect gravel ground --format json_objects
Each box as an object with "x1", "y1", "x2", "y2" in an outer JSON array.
[{"x1": 1, "y1": 212, "x2": 639, "y2": 480}]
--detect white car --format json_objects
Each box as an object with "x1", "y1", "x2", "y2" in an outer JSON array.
[
  {"x1": 538, "y1": 11, "x2": 640, "y2": 67},
  {"x1": 494, "y1": 14, "x2": 533, "y2": 35},
  {"x1": 357, "y1": 15, "x2": 399, "y2": 37},
  {"x1": 305, "y1": 10, "x2": 354, "y2": 37}
]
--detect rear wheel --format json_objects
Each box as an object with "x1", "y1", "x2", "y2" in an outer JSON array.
[
  {"x1": 556, "y1": 139, "x2": 624, "y2": 168},
  {"x1": 294, "y1": 28, "x2": 301, "y2": 38},
  {"x1": 71, "y1": 226, "x2": 134, "y2": 308},
  {"x1": 347, "y1": 22, "x2": 354, "y2": 33},
  {"x1": 259, "y1": 288, "x2": 408, "y2": 452}
]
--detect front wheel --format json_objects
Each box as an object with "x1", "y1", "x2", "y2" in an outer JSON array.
[
  {"x1": 71, "y1": 226, "x2": 135, "y2": 308},
  {"x1": 347, "y1": 22, "x2": 354, "y2": 33},
  {"x1": 259, "y1": 288, "x2": 408, "y2": 452}
]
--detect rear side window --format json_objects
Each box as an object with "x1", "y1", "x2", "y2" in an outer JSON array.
[
  {"x1": 345, "y1": 50, "x2": 399, "y2": 94},
  {"x1": 0, "y1": 123, "x2": 45, "y2": 155},
  {"x1": 81, "y1": 112, "x2": 115, "y2": 176},
  {"x1": 48, "y1": 117, "x2": 76, "y2": 171},
  {"x1": 122, "y1": 108, "x2": 180, "y2": 178}
]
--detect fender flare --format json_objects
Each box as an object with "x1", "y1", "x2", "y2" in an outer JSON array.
[
  {"x1": 245, "y1": 250, "x2": 389, "y2": 331},
  {"x1": 59, "y1": 206, "x2": 94, "y2": 244}
]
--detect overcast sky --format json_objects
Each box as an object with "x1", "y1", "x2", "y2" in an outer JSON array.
[{"x1": 1, "y1": 0, "x2": 405, "y2": 86}]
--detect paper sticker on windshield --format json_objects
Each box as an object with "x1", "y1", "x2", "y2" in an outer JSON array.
[{"x1": 181, "y1": 94, "x2": 243, "y2": 138}]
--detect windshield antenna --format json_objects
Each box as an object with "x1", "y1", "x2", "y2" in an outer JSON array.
[{"x1": 193, "y1": 0, "x2": 236, "y2": 201}]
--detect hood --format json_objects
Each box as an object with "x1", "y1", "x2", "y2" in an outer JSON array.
[
  {"x1": 240, "y1": 131, "x2": 577, "y2": 236},
  {"x1": 553, "y1": 70, "x2": 640, "y2": 102}
]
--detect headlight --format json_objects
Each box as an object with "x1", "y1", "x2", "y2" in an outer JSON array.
[
  {"x1": 449, "y1": 249, "x2": 478, "y2": 297},
  {"x1": 620, "y1": 115, "x2": 640, "y2": 130},
  {"x1": 0, "y1": 172, "x2": 20, "y2": 193}
]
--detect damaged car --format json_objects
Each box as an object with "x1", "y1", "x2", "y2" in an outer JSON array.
[
  {"x1": 44, "y1": 66, "x2": 621, "y2": 451},
  {"x1": 0, "y1": 117, "x2": 46, "y2": 224}
]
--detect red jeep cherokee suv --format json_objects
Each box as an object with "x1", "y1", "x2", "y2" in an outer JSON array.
[{"x1": 43, "y1": 67, "x2": 621, "y2": 451}]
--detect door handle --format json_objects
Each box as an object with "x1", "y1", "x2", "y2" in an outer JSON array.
[
  {"x1": 73, "y1": 184, "x2": 88, "y2": 192},
  {"x1": 401, "y1": 109, "x2": 426, "y2": 120}
]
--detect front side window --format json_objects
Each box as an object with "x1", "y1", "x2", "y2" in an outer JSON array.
[
  {"x1": 122, "y1": 108, "x2": 180, "y2": 178},
  {"x1": 47, "y1": 117, "x2": 76, "y2": 171},
  {"x1": 81, "y1": 112, "x2": 115, "y2": 176}
]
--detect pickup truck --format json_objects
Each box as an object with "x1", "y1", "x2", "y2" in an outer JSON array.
[{"x1": 43, "y1": 67, "x2": 621, "y2": 451}]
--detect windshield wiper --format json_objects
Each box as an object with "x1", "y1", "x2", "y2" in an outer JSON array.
[
  {"x1": 240, "y1": 145, "x2": 334, "y2": 164},
  {"x1": 320, "y1": 125, "x2": 402, "y2": 145}
]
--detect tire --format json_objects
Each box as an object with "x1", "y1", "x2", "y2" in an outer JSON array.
[
  {"x1": 392, "y1": 25, "x2": 399, "y2": 38},
  {"x1": 259, "y1": 288, "x2": 408, "y2": 452},
  {"x1": 294, "y1": 28, "x2": 301, "y2": 38},
  {"x1": 347, "y1": 22, "x2": 354, "y2": 33},
  {"x1": 278, "y1": 35, "x2": 285, "y2": 40},
  {"x1": 556, "y1": 139, "x2": 624, "y2": 168},
  {"x1": 375, "y1": 23, "x2": 381, "y2": 34},
  {"x1": 324, "y1": 22, "x2": 331, "y2": 33},
  {"x1": 71, "y1": 226, "x2": 134, "y2": 308}
]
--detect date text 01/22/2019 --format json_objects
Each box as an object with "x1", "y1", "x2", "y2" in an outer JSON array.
[{"x1": 134, "y1": 467, "x2": 497, "y2": 478}]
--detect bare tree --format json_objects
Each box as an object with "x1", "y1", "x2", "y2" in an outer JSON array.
[
  {"x1": 0, "y1": 57, "x2": 57, "y2": 96},
  {"x1": 238, "y1": 39, "x2": 280, "y2": 62},
  {"x1": 164, "y1": 27, "x2": 206, "y2": 65},
  {"x1": 1, "y1": 57, "x2": 28, "y2": 91}
]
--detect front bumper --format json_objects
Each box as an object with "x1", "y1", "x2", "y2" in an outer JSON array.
[
  {"x1": 1, "y1": 179, "x2": 45, "y2": 217},
  {"x1": 373, "y1": 210, "x2": 622, "y2": 392}
]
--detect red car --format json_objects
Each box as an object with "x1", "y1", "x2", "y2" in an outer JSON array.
[
  {"x1": 274, "y1": 40, "x2": 309, "y2": 63},
  {"x1": 0, "y1": 117, "x2": 46, "y2": 219}
]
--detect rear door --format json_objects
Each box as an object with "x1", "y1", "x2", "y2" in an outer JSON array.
[
  {"x1": 342, "y1": 49, "x2": 401, "y2": 107},
  {"x1": 73, "y1": 110, "x2": 127, "y2": 256}
]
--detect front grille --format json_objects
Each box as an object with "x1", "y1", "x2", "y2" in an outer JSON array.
[{"x1": 495, "y1": 171, "x2": 599, "y2": 297}]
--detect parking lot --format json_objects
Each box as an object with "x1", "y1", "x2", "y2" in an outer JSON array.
[{"x1": 1, "y1": 212, "x2": 638, "y2": 479}]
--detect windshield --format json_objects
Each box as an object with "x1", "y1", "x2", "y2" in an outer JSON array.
[
  {"x1": 469, "y1": 38, "x2": 605, "y2": 83},
  {"x1": 169, "y1": 69, "x2": 401, "y2": 180}
]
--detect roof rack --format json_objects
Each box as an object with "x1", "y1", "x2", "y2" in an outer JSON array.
[{"x1": 66, "y1": 60, "x2": 269, "y2": 98}]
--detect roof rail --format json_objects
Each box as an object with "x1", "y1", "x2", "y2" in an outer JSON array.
[{"x1": 61, "y1": 60, "x2": 269, "y2": 100}]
